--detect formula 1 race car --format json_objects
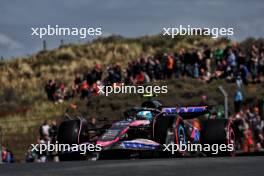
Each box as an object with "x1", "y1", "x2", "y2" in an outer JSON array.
[{"x1": 57, "y1": 99, "x2": 235, "y2": 160}]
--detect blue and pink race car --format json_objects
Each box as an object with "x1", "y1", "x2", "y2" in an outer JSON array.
[{"x1": 57, "y1": 100, "x2": 235, "y2": 160}]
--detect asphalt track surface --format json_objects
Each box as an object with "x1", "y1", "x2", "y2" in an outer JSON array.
[{"x1": 0, "y1": 156, "x2": 263, "y2": 176}]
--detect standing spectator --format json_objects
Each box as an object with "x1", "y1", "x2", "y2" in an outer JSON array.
[
  {"x1": 124, "y1": 64, "x2": 133, "y2": 85},
  {"x1": 179, "y1": 48, "x2": 186, "y2": 77},
  {"x1": 231, "y1": 111, "x2": 246, "y2": 150},
  {"x1": 154, "y1": 59, "x2": 163, "y2": 80},
  {"x1": 161, "y1": 53, "x2": 168, "y2": 78},
  {"x1": 146, "y1": 57, "x2": 155, "y2": 81},
  {"x1": 56, "y1": 82, "x2": 66, "y2": 103},
  {"x1": 184, "y1": 51, "x2": 194, "y2": 77},
  {"x1": 194, "y1": 63, "x2": 199, "y2": 79},
  {"x1": 105, "y1": 64, "x2": 122, "y2": 84},
  {"x1": 132, "y1": 59, "x2": 141, "y2": 77},
  {"x1": 80, "y1": 80, "x2": 90, "y2": 99},
  {"x1": 237, "y1": 50, "x2": 246, "y2": 66},
  {"x1": 173, "y1": 53, "x2": 181, "y2": 78},
  {"x1": 74, "y1": 74, "x2": 82, "y2": 85},
  {"x1": 250, "y1": 44, "x2": 259, "y2": 83},
  {"x1": 236, "y1": 75, "x2": 243, "y2": 89},
  {"x1": 72, "y1": 74, "x2": 82, "y2": 96},
  {"x1": 49, "y1": 120, "x2": 58, "y2": 143},
  {"x1": 45, "y1": 80, "x2": 57, "y2": 101},
  {"x1": 203, "y1": 45, "x2": 212, "y2": 74},
  {"x1": 165, "y1": 53, "x2": 174, "y2": 79},
  {"x1": 1, "y1": 147, "x2": 7, "y2": 163},
  {"x1": 234, "y1": 89, "x2": 243, "y2": 112},
  {"x1": 238, "y1": 64, "x2": 249, "y2": 85},
  {"x1": 213, "y1": 48, "x2": 224, "y2": 66},
  {"x1": 248, "y1": 107, "x2": 263, "y2": 150},
  {"x1": 139, "y1": 57, "x2": 147, "y2": 72},
  {"x1": 258, "y1": 50, "x2": 264, "y2": 81},
  {"x1": 91, "y1": 64, "x2": 103, "y2": 84},
  {"x1": 39, "y1": 120, "x2": 50, "y2": 140},
  {"x1": 227, "y1": 48, "x2": 237, "y2": 80},
  {"x1": 243, "y1": 122, "x2": 254, "y2": 152},
  {"x1": 113, "y1": 63, "x2": 122, "y2": 83},
  {"x1": 49, "y1": 120, "x2": 59, "y2": 162}
]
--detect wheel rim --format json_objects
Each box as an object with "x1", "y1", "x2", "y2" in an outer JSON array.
[
  {"x1": 165, "y1": 123, "x2": 186, "y2": 145},
  {"x1": 177, "y1": 124, "x2": 186, "y2": 144},
  {"x1": 166, "y1": 128, "x2": 176, "y2": 144}
]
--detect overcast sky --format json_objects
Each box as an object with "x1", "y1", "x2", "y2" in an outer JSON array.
[{"x1": 0, "y1": 0, "x2": 263, "y2": 59}]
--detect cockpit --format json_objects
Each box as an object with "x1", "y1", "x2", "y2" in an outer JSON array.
[{"x1": 124, "y1": 108, "x2": 160, "y2": 121}]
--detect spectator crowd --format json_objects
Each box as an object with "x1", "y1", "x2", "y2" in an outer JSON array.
[
  {"x1": 231, "y1": 106, "x2": 264, "y2": 152},
  {"x1": 45, "y1": 43, "x2": 264, "y2": 102}
]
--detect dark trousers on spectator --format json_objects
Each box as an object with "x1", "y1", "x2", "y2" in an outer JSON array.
[
  {"x1": 234, "y1": 100, "x2": 242, "y2": 112},
  {"x1": 166, "y1": 69, "x2": 173, "y2": 79}
]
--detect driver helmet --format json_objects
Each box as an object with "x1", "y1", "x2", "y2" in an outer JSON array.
[{"x1": 137, "y1": 111, "x2": 153, "y2": 120}]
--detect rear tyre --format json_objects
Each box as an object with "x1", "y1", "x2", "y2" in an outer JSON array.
[
  {"x1": 153, "y1": 114, "x2": 186, "y2": 155},
  {"x1": 200, "y1": 119, "x2": 235, "y2": 156}
]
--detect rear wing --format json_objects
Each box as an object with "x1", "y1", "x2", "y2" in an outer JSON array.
[{"x1": 161, "y1": 106, "x2": 210, "y2": 119}]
